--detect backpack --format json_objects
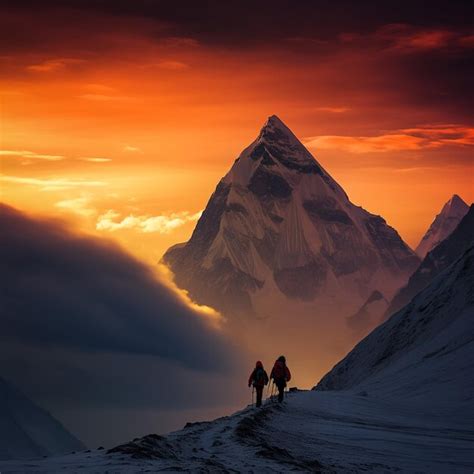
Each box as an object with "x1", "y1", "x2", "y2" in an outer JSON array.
[{"x1": 254, "y1": 367, "x2": 265, "y2": 384}]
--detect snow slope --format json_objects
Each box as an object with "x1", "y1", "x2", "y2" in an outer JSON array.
[
  {"x1": 386, "y1": 204, "x2": 474, "y2": 319},
  {"x1": 0, "y1": 377, "x2": 85, "y2": 460},
  {"x1": 415, "y1": 194, "x2": 469, "y2": 259},
  {"x1": 2, "y1": 246, "x2": 472, "y2": 472},
  {"x1": 163, "y1": 115, "x2": 419, "y2": 317},
  {"x1": 1, "y1": 390, "x2": 472, "y2": 473},
  {"x1": 316, "y1": 245, "x2": 474, "y2": 411}
]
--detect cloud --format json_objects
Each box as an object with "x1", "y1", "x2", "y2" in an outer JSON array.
[
  {"x1": 305, "y1": 134, "x2": 426, "y2": 153},
  {"x1": 123, "y1": 145, "x2": 142, "y2": 152},
  {"x1": 0, "y1": 204, "x2": 241, "y2": 446},
  {"x1": 26, "y1": 57, "x2": 84, "y2": 72},
  {"x1": 26, "y1": 58, "x2": 69, "y2": 72},
  {"x1": 304, "y1": 124, "x2": 474, "y2": 153},
  {"x1": 0, "y1": 149, "x2": 64, "y2": 161},
  {"x1": 80, "y1": 157, "x2": 112, "y2": 162},
  {"x1": 55, "y1": 196, "x2": 96, "y2": 217},
  {"x1": 0, "y1": 175, "x2": 107, "y2": 191},
  {"x1": 315, "y1": 106, "x2": 349, "y2": 113},
  {"x1": 0, "y1": 204, "x2": 232, "y2": 367},
  {"x1": 156, "y1": 60, "x2": 189, "y2": 70},
  {"x1": 160, "y1": 37, "x2": 199, "y2": 48},
  {"x1": 375, "y1": 24, "x2": 474, "y2": 53},
  {"x1": 96, "y1": 209, "x2": 202, "y2": 234},
  {"x1": 78, "y1": 94, "x2": 132, "y2": 101}
]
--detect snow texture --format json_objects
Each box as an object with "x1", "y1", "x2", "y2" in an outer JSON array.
[
  {"x1": 163, "y1": 115, "x2": 419, "y2": 317},
  {"x1": 316, "y1": 245, "x2": 474, "y2": 406},
  {"x1": 415, "y1": 194, "x2": 469, "y2": 259},
  {"x1": 1, "y1": 391, "x2": 472, "y2": 472},
  {"x1": 386, "y1": 204, "x2": 474, "y2": 319}
]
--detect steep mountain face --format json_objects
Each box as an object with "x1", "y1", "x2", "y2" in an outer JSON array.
[
  {"x1": 315, "y1": 245, "x2": 474, "y2": 406},
  {"x1": 386, "y1": 205, "x2": 474, "y2": 319},
  {"x1": 415, "y1": 194, "x2": 469, "y2": 259},
  {"x1": 163, "y1": 115, "x2": 419, "y2": 316},
  {"x1": 0, "y1": 377, "x2": 85, "y2": 460}
]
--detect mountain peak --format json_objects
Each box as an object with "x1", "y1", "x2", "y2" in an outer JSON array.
[
  {"x1": 258, "y1": 114, "x2": 297, "y2": 143},
  {"x1": 263, "y1": 114, "x2": 286, "y2": 128},
  {"x1": 415, "y1": 194, "x2": 469, "y2": 258},
  {"x1": 444, "y1": 194, "x2": 468, "y2": 214}
]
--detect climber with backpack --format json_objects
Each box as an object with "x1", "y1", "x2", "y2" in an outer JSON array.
[
  {"x1": 248, "y1": 361, "x2": 269, "y2": 407},
  {"x1": 270, "y1": 355, "x2": 291, "y2": 403}
]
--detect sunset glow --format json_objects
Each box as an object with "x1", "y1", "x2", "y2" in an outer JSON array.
[
  {"x1": 1, "y1": 1, "x2": 473, "y2": 458},
  {"x1": 1, "y1": 2, "x2": 472, "y2": 264}
]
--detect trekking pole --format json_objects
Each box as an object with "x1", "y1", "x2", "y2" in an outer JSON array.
[{"x1": 251, "y1": 386, "x2": 254, "y2": 406}]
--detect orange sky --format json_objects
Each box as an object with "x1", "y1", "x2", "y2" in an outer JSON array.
[{"x1": 1, "y1": 3, "x2": 473, "y2": 262}]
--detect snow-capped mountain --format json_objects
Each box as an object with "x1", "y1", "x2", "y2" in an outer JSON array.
[
  {"x1": 415, "y1": 194, "x2": 469, "y2": 259},
  {"x1": 163, "y1": 115, "x2": 419, "y2": 316},
  {"x1": 0, "y1": 377, "x2": 85, "y2": 460},
  {"x1": 386, "y1": 204, "x2": 473, "y2": 318},
  {"x1": 315, "y1": 244, "x2": 474, "y2": 407}
]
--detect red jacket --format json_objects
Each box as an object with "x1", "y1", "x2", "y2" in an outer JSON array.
[{"x1": 270, "y1": 360, "x2": 291, "y2": 382}]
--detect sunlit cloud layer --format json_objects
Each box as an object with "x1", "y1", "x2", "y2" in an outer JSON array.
[
  {"x1": 305, "y1": 125, "x2": 474, "y2": 153},
  {"x1": 1, "y1": 175, "x2": 107, "y2": 191},
  {"x1": 55, "y1": 196, "x2": 96, "y2": 216},
  {"x1": 96, "y1": 209, "x2": 203, "y2": 234},
  {"x1": 26, "y1": 57, "x2": 84, "y2": 73},
  {"x1": 80, "y1": 157, "x2": 112, "y2": 162},
  {"x1": 0, "y1": 150, "x2": 64, "y2": 161},
  {"x1": 79, "y1": 94, "x2": 133, "y2": 102}
]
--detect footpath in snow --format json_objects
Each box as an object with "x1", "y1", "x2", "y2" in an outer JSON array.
[{"x1": 1, "y1": 389, "x2": 472, "y2": 473}]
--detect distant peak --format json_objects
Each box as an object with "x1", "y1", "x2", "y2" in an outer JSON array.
[
  {"x1": 449, "y1": 194, "x2": 465, "y2": 205},
  {"x1": 444, "y1": 194, "x2": 468, "y2": 214}
]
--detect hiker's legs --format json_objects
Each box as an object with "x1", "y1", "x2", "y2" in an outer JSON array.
[
  {"x1": 277, "y1": 383, "x2": 285, "y2": 402},
  {"x1": 256, "y1": 386, "x2": 263, "y2": 407}
]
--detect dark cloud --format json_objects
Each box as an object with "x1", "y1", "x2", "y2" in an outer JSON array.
[
  {"x1": 2, "y1": 0, "x2": 472, "y2": 51},
  {"x1": 0, "y1": 203, "x2": 247, "y2": 445},
  {"x1": 1, "y1": 0, "x2": 472, "y2": 120},
  {"x1": 0, "y1": 204, "x2": 236, "y2": 371}
]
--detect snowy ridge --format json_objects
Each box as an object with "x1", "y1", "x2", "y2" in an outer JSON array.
[
  {"x1": 415, "y1": 194, "x2": 469, "y2": 259},
  {"x1": 0, "y1": 377, "x2": 85, "y2": 460},
  {"x1": 163, "y1": 115, "x2": 419, "y2": 316},
  {"x1": 386, "y1": 204, "x2": 474, "y2": 319},
  {"x1": 315, "y1": 245, "x2": 474, "y2": 410},
  {"x1": 2, "y1": 388, "x2": 473, "y2": 472}
]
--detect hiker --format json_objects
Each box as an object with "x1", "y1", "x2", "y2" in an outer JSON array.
[
  {"x1": 270, "y1": 355, "x2": 291, "y2": 403},
  {"x1": 248, "y1": 361, "x2": 269, "y2": 407}
]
